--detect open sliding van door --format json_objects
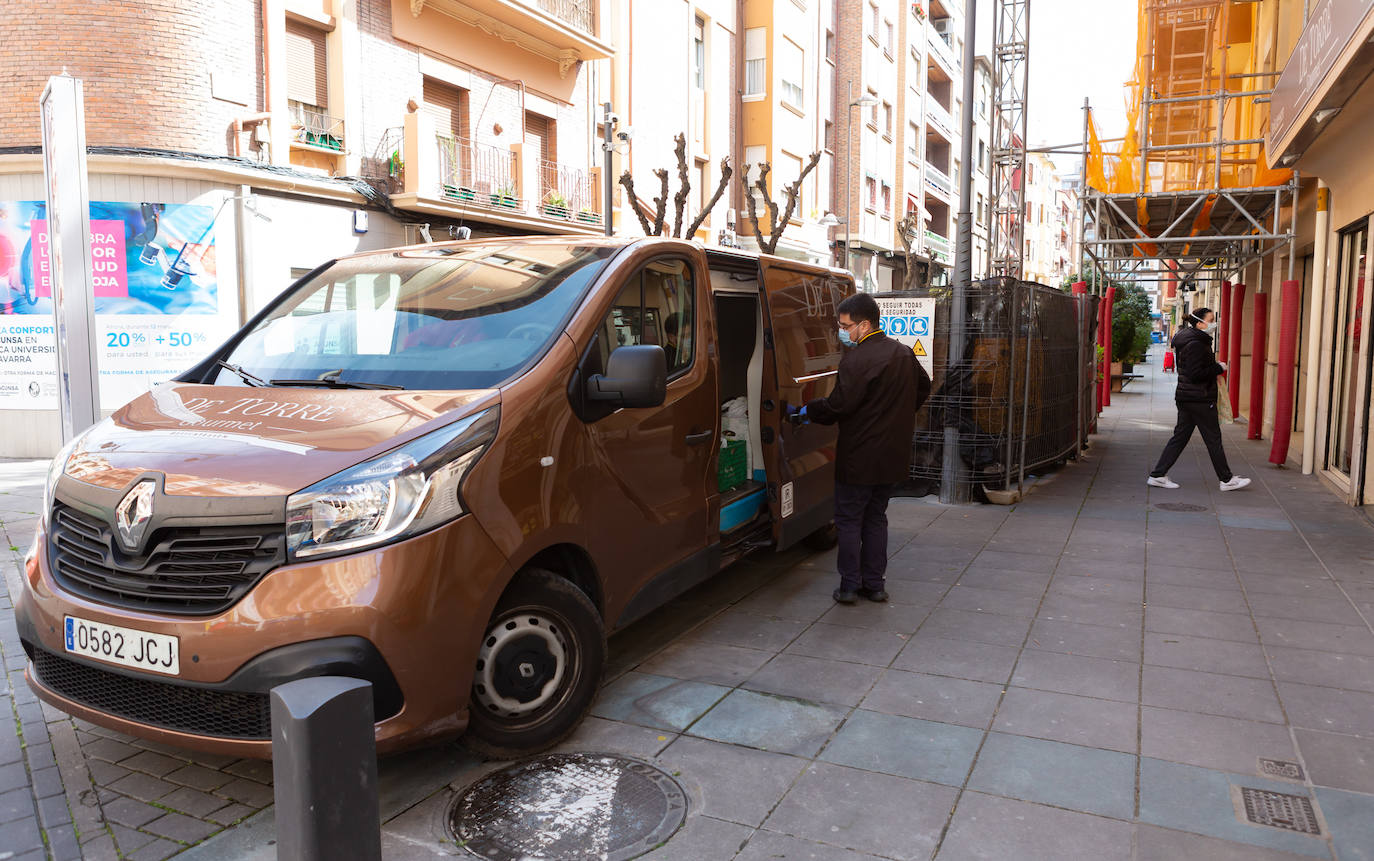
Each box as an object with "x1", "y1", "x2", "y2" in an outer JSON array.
[{"x1": 757, "y1": 259, "x2": 854, "y2": 550}]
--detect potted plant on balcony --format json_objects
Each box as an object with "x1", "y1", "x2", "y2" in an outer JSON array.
[
  {"x1": 490, "y1": 186, "x2": 518, "y2": 209},
  {"x1": 542, "y1": 191, "x2": 571, "y2": 219},
  {"x1": 444, "y1": 185, "x2": 476, "y2": 202},
  {"x1": 575, "y1": 207, "x2": 598, "y2": 224}
]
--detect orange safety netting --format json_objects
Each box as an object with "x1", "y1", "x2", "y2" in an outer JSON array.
[{"x1": 1086, "y1": 0, "x2": 1296, "y2": 204}]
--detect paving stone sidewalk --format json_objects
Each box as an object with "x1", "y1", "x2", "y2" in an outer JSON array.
[{"x1": 3, "y1": 344, "x2": 1374, "y2": 859}]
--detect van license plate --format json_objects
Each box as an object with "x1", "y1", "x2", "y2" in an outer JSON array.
[{"x1": 64, "y1": 616, "x2": 179, "y2": 676}]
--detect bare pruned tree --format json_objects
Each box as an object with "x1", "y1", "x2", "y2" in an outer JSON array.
[
  {"x1": 895, "y1": 211, "x2": 922, "y2": 291},
  {"x1": 617, "y1": 132, "x2": 733, "y2": 239},
  {"x1": 742, "y1": 151, "x2": 822, "y2": 255}
]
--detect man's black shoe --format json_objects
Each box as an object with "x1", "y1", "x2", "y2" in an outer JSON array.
[
  {"x1": 858, "y1": 587, "x2": 889, "y2": 602},
  {"x1": 832, "y1": 589, "x2": 858, "y2": 605}
]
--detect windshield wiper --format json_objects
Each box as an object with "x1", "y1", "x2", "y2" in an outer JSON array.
[
  {"x1": 269, "y1": 370, "x2": 403, "y2": 391},
  {"x1": 216, "y1": 360, "x2": 267, "y2": 387}
]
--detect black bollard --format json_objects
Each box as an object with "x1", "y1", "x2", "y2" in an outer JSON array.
[{"x1": 270, "y1": 676, "x2": 382, "y2": 861}]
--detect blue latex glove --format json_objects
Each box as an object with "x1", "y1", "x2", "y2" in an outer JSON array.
[{"x1": 787, "y1": 404, "x2": 809, "y2": 425}]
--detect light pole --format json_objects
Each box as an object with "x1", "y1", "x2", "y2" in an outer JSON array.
[{"x1": 841, "y1": 82, "x2": 878, "y2": 275}]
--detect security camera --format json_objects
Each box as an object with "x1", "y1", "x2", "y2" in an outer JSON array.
[
  {"x1": 607, "y1": 112, "x2": 620, "y2": 125},
  {"x1": 618, "y1": 126, "x2": 634, "y2": 142}
]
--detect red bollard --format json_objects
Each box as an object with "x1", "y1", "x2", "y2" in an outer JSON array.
[
  {"x1": 1270, "y1": 280, "x2": 1301, "y2": 463},
  {"x1": 1099, "y1": 289, "x2": 1110, "y2": 414},
  {"x1": 1228, "y1": 283, "x2": 1246, "y2": 417},
  {"x1": 1103, "y1": 286, "x2": 1116, "y2": 408},
  {"x1": 1248, "y1": 293, "x2": 1268, "y2": 439},
  {"x1": 1219, "y1": 280, "x2": 1232, "y2": 366}
]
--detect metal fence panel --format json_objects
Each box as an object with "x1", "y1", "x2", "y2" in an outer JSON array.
[{"x1": 895, "y1": 279, "x2": 1098, "y2": 498}]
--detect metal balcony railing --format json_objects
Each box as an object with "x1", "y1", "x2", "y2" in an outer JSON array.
[
  {"x1": 927, "y1": 29, "x2": 960, "y2": 73},
  {"x1": 925, "y1": 165, "x2": 953, "y2": 197},
  {"x1": 289, "y1": 101, "x2": 344, "y2": 152},
  {"x1": 437, "y1": 135, "x2": 521, "y2": 210},
  {"x1": 924, "y1": 229, "x2": 953, "y2": 264},
  {"x1": 925, "y1": 98, "x2": 955, "y2": 140},
  {"x1": 537, "y1": 158, "x2": 600, "y2": 225},
  {"x1": 535, "y1": 0, "x2": 594, "y2": 33}
]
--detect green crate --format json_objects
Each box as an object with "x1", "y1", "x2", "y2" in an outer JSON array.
[{"x1": 717, "y1": 439, "x2": 748, "y2": 492}]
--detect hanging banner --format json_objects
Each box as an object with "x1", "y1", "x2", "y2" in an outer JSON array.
[
  {"x1": 0, "y1": 200, "x2": 234, "y2": 410},
  {"x1": 875, "y1": 295, "x2": 936, "y2": 376}
]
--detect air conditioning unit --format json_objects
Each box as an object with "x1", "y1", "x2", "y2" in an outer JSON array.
[{"x1": 933, "y1": 18, "x2": 952, "y2": 35}]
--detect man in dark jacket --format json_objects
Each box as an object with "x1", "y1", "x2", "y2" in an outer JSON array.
[
  {"x1": 802, "y1": 293, "x2": 932, "y2": 604},
  {"x1": 1148, "y1": 307, "x2": 1250, "y2": 491}
]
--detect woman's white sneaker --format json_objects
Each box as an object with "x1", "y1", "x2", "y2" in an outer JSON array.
[
  {"x1": 1147, "y1": 476, "x2": 1180, "y2": 489},
  {"x1": 1219, "y1": 476, "x2": 1251, "y2": 491}
]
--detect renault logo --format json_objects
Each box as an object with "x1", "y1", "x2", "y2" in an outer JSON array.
[{"x1": 115, "y1": 480, "x2": 156, "y2": 552}]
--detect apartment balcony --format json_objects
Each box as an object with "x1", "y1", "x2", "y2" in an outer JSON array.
[
  {"x1": 927, "y1": 30, "x2": 960, "y2": 76},
  {"x1": 925, "y1": 98, "x2": 956, "y2": 141},
  {"x1": 409, "y1": 0, "x2": 612, "y2": 70},
  {"x1": 924, "y1": 164, "x2": 954, "y2": 199},
  {"x1": 288, "y1": 102, "x2": 344, "y2": 154},
  {"x1": 924, "y1": 229, "x2": 953, "y2": 265},
  {"x1": 393, "y1": 111, "x2": 603, "y2": 233}
]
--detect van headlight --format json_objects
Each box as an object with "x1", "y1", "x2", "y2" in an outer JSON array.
[
  {"x1": 43, "y1": 427, "x2": 94, "y2": 529},
  {"x1": 286, "y1": 406, "x2": 499, "y2": 560}
]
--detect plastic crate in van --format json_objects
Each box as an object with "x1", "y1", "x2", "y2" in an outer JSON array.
[{"x1": 717, "y1": 439, "x2": 748, "y2": 492}]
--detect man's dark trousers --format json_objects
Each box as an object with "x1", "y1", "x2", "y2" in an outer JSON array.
[
  {"x1": 1150, "y1": 400, "x2": 1233, "y2": 481},
  {"x1": 834, "y1": 482, "x2": 893, "y2": 591}
]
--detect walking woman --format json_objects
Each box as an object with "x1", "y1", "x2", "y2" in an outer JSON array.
[{"x1": 1147, "y1": 308, "x2": 1251, "y2": 492}]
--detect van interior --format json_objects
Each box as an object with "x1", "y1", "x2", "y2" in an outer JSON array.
[{"x1": 708, "y1": 255, "x2": 769, "y2": 543}]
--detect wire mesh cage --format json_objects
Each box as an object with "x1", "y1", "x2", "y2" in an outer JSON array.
[{"x1": 894, "y1": 278, "x2": 1098, "y2": 498}]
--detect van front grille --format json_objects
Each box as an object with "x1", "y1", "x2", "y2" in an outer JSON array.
[
  {"x1": 32, "y1": 649, "x2": 271, "y2": 740},
  {"x1": 49, "y1": 504, "x2": 285, "y2": 615}
]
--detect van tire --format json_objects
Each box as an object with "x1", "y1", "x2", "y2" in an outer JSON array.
[
  {"x1": 463, "y1": 568, "x2": 605, "y2": 760},
  {"x1": 803, "y1": 522, "x2": 839, "y2": 551}
]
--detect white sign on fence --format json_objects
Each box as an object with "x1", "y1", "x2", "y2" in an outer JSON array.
[{"x1": 875, "y1": 295, "x2": 935, "y2": 376}]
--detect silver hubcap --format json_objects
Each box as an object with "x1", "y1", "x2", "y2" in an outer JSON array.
[{"x1": 474, "y1": 614, "x2": 568, "y2": 718}]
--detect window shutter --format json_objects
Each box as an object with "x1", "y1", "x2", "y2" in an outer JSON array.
[
  {"x1": 524, "y1": 112, "x2": 553, "y2": 164},
  {"x1": 423, "y1": 78, "x2": 467, "y2": 138},
  {"x1": 285, "y1": 21, "x2": 327, "y2": 107}
]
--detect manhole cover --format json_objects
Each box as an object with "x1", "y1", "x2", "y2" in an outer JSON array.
[
  {"x1": 1238, "y1": 787, "x2": 1321, "y2": 835},
  {"x1": 449, "y1": 753, "x2": 687, "y2": 860},
  {"x1": 1259, "y1": 758, "x2": 1306, "y2": 781},
  {"x1": 1154, "y1": 502, "x2": 1209, "y2": 512}
]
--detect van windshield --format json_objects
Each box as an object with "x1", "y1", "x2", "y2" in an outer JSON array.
[{"x1": 218, "y1": 241, "x2": 616, "y2": 391}]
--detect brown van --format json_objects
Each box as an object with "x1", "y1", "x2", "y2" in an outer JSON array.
[{"x1": 16, "y1": 236, "x2": 853, "y2": 758}]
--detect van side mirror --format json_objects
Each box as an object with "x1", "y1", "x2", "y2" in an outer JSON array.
[{"x1": 587, "y1": 345, "x2": 667, "y2": 408}]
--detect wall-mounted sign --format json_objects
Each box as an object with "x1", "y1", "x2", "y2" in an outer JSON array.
[{"x1": 1268, "y1": 0, "x2": 1374, "y2": 158}]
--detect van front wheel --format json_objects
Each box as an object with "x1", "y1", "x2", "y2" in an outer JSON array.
[{"x1": 463, "y1": 568, "x2": 605, "y2": 759}]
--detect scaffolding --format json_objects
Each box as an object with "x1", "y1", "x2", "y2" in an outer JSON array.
[
  {"x1": 1080, "y1": 0, "x2": 1297, "y2": 299},
  {"x1": 989, "y1": 0, "x2": 1031, "y2": 279}
]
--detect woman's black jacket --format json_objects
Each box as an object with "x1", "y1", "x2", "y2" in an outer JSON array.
[{"x1": 1172, "y1": 325, "x2": 1225, "y2": 403}]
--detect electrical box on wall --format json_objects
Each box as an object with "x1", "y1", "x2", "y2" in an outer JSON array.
[{"x1": 353, "y1": 210, "x2": 369, "y2": 234}]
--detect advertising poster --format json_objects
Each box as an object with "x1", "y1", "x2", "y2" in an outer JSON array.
[
  {"x1": 0, "y1": 200, "x2": 235, "y2": 409},
  {"x1": 876, "y1": 295, "x2": 936, "y2": 376}
]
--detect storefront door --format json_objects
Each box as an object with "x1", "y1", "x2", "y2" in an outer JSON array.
[{"x1": 1326, "y1": 220, "x2": 1371, "y2": 501}]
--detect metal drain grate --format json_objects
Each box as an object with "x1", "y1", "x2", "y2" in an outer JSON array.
[
  {"x1": 1154, "y1": 502, "x2": 1209, "y2": 512},
  {"x1": 1259, "y1": 759, "x2": 1306, "y2": 781},
  {"x1": 449, "y1": 753, "x2": 687, "y2": 860},
  {"x1": 1239, "y1": 787, "x2": 1321, "y2": 835}
]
